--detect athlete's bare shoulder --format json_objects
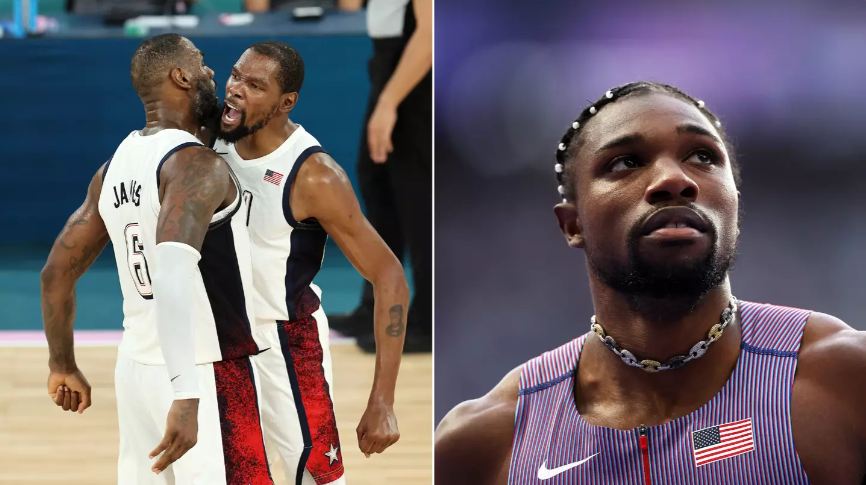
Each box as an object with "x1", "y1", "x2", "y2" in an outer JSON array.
[
  {"x1": 797, "y1": 312, "x2": 866, "y2": 415},
  {"x1": 288, "y1": 152, "x2": 354, "y2": 223},
  {"x1": 293, "y1": 152, "x2": 347, "y2": 190},
  {"x1": 158, "y1": 145, "x2": 236, "y2": 208},
  {"x1": 792, "y1": 312, "x2": 866, "y2": 484},
  {"x1": 435, "y1": 365, "x2": 522, "y2": 485},
  {"x1": 155, "y1": 145, "x2": 237, "y2": 249}
]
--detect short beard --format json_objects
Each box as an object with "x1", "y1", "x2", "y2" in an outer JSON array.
[
  {"x1": 193, "y1": 79, "x2": 222, "y2": 133},
  {"x1": 585, "y1": 203, "x2": 740, "y2": 319},
  {"x1": 216, "y1": 103, "x2": 277, "y2": 144}
]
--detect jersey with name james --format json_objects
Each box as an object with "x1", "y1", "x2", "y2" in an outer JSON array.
[{"x1": 98, "y1": 129, "x2": 260, "y2": 365}]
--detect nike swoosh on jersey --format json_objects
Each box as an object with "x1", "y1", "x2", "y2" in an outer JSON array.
[
  {"x1": 537, "y1": 453, "x2": 599, "y2": 480},
  {"x1": 170, "y1": 375, "x2": 180, "y2": 382}
]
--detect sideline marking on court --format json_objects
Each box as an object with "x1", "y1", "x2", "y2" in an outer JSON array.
[{"x1": 0, "y1": 330, "x2": 354, "y2": 348}]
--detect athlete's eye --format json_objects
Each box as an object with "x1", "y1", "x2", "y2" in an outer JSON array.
[
  {"x1": 609, "y1": 156, "x2": 641, "y2": 172},
  {"x1": 690, "y1": 149, "x2": 716, "y2": 165}
]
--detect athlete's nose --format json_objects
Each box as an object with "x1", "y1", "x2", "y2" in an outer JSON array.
[
  {"x1": 227, "y1": 79, "x2": 243, "y2": 100},
  {"x1": 644, "y1": 157, "x2": 699, "y2": 205}
]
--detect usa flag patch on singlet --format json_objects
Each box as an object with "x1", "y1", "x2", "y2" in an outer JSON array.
[
  {"x1": 264, "y1": 169, "x2": 284, "y2": 185},
  {"x1": 692, "y1": 418, "x2": 755, "y2": 466}
]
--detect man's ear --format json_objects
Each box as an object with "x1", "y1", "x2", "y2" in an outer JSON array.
[
  {"x1": 554, "y1": 201, "x2": 584, "y2": 249},
  {"x1": 170, "y1": 67, "x2": 192, "y2": 90},
  {"x1": 280, "y1": 92, "x2": 298, "y2": 114}
]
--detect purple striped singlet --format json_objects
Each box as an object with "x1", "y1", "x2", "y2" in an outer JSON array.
[{"x1": 509, "y1": 301, "x2": 813, "y2": 484}]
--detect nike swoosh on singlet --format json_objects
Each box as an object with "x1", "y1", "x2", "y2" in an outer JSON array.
[
  {"x1": 170, "y1": 375, "x2": 180, "y2": 382},
  {"x1": 537, "y1": 453, "x2": 599, "y2": 480}
]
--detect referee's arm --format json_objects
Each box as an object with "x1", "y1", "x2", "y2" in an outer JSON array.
[
  {"x1": 377, "y1": 0, "x2": 432, "y2": 109},
  {"x1": 367, "y1": 0, "x2": 432, "y2": 162}
]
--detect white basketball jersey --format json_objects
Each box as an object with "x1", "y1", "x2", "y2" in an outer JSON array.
[
  {"x1": 213, "y1": 126, "x2": 328, "y2": 324},
  {"x1": 98, "y1": 129, "x2": 260, "y2": 365}
]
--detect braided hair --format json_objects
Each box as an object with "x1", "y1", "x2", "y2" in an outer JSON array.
[{"x1": 554, "y1": 82, "x2": 740, "y2": 202}]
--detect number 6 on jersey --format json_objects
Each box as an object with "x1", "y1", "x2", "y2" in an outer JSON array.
[{"x1": 124, "y1": 223, "x2": 153, "y2": 299}]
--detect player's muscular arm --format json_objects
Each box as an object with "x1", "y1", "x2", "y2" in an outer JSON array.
[
  {"x1": 41, "y1": 166, "x2": 110, "y2": 413},
  {"x1": 290, "y1": 153, "x2": 409, "y2": 456},
  {"x1": 156, "y1": 146, "x2": 235, "y2": 248},
  {"x1": 792, "y1": 312, "x2": 866, "y2": 485},
  {"x1": 435, "y1": 366, "x2": 522, "y2": 485},
  {"x1": 148, "y1": 146, "x2": 234, "y2": 474}
]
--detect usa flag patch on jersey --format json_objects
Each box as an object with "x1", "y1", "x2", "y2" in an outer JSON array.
[
  {"x1": 692, "y1": 418, "x2": 755, "y2": 467},
  {"x1": 264, "y1": 169, "x2": 284, "y2": 185}
]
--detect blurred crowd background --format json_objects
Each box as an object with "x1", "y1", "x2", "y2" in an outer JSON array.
[
  {"x1": 435, "y1": 0, "x2": 866, "y2": 422},
  {"x1": 0, "y1": 0, "x2": 432, "y2": 353}
]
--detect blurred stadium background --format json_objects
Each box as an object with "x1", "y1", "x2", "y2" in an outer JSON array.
[
  {"x1": 435, "y1": 0, "x2": 866, "y2": 423},
  {"x1": 0, "y1": 1, "x2": 428, "y2": 483}
]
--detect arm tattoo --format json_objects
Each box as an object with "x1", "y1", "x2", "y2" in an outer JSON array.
[
  {"x1": 179, "y1": 161, "x2": 219, "y2": 201},
  {"x1": 157, "y1": 150, "x2": 227, "y2": 246},
  {"x1": 58, "y1": 217, "x2": 89, "y2": 250},
  {"x1": 42, "y1": 290, "x2": 77, "y2": 371},
  {"x1": 66, "y1": 242, "x2": 102, "y2": 278},
  {"x1": 155, "y1": 203, "x2": 178, "y2": 239},
  {"x1": 386, "y1": 304, "x2": 405, "y2": 337},
  {"x1": 42, "y1": 167, "x2": 108, "y2": 373},
  {"x1": 178, "y1": 401, "x2": 196, "y2": 424}
]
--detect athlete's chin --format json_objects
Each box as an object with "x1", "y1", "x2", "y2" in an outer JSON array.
[{"x1": 216, "y1": 126, "x2": 246, "y2": 144}]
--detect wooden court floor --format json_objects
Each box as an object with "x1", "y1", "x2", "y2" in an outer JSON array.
[{"x1": 0, "y1": 344, "x2": 432, "y2": 484}]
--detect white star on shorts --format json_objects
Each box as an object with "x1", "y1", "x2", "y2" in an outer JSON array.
[{"x1": 324, "y1": 443, "x2": 340, "y2": 466}]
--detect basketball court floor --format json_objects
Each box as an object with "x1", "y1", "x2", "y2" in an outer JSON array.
[{"x1": 0, "y1": 244, "x2": 431, "y2": 484}]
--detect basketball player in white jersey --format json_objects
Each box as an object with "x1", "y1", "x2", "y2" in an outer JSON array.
[
  {"x1": 209, "y1": 41, "x2": 409, "y2": 485},
  {"x1": 40, "y1": 34, "x2": 273, "y2": 484}
]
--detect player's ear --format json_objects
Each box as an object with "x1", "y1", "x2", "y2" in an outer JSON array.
[
  {"x1": 280, "y1": 92, "x2": 298, "y2": 114},
  {"x1": 554, "y1": 201, "x2": 584, "y2": 249},
  {"x1": 170, "y1": 67, "x2": 192, "y2": 90}
]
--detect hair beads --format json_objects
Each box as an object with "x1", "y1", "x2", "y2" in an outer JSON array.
[{"x1": 554, "y1": 83, "x2": 732, "y2": 202}]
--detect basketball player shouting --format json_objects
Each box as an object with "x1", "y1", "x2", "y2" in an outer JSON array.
[
  {"x1": 435, "y1": 82, "x2": 866, "y2": 484},
  {"x1": 40, "y1": 34, "x2": 272, "y2": 484},
  {"x1": 210, "y1": 42, "x2": 409, "y2": 485}
]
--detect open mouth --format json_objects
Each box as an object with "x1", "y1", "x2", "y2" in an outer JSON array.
[
  {"x1": 222, "y1": 101, "x2": 242, "y2": 125},
  {"x1": 640, "y1": 207, "x2": 709, "y2": 238}
]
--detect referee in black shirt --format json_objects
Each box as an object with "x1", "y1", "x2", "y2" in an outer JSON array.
[{"x1": 332, "y1": 0, "x2": 432, "y2": 354}]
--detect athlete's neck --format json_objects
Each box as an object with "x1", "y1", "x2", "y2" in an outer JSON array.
[
  {"x1": 589, "y1": 279, "x2": 734, "y2": 356},
  {"x1": 139, "y1": 99, "x2": 199, "y2": 137},
  {"x1": 574, "y1": 279, "x2": 741, "y2": 427},
  {"x1": 234, "y1": 118, "x2": 298, "y2": 160}
]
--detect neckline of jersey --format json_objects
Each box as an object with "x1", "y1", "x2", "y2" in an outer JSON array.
[
  {"x1": 223, "y1": 125, "x2": 307, "y2": 168},
  {"x1": 126, "y1": 128, "x2": 192, "y2": 144},
  {"x1": 568, "y1": 300, "x2": 756, "y2": 434}
]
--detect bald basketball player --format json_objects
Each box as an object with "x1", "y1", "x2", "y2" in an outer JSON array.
[
  {"x1": 435, "y1": 82, "x2": 866, "y2": 485},
  {"x1": 41, "y1": 34, "x2": 272, "y2": 484}
]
